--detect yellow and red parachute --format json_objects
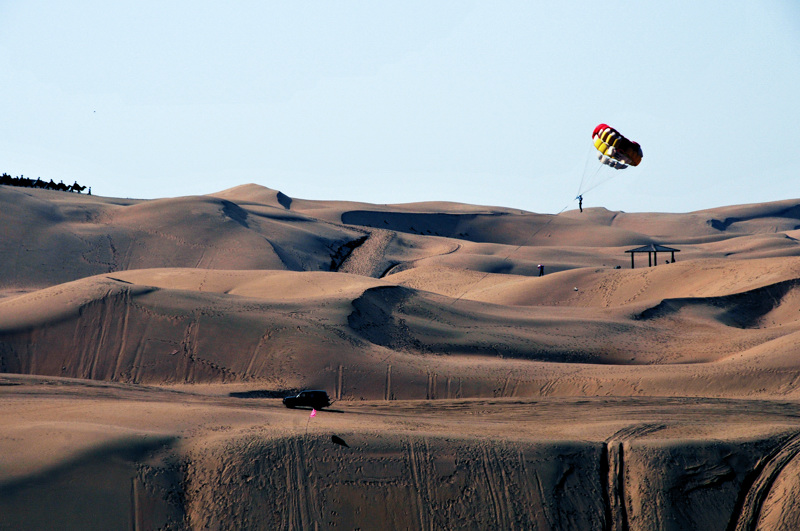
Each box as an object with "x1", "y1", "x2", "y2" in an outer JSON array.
[{"x1": 592, "y1": 124, "x2": 642, "y2": 170}]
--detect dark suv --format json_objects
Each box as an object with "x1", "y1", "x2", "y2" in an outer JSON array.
[{"x1": 282, "y1": 390, "x2": 331, "y2": 409}]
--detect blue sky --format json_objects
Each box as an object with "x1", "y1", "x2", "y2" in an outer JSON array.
[{"x1": 1, "y1": 1, "x2": 799, "y2": 213}]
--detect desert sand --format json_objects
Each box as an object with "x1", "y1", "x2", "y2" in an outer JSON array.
[{"x1": 2, "y1": 183, "x2": 800, "y2": 529}]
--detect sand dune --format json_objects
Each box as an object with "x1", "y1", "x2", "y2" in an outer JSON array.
[
  {"x1": 0, "y1": 186, "x2": 367, "y2": 291},
  {"x1": 3, "y1": 375, "x2": 800, "y2": 530},
  {"x1": 3, "y1": 183, "x2": 800, "y2": 528}
]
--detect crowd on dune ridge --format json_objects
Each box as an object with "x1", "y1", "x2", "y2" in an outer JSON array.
[{"x1": 1, "y1": 173, "x2": 90, "y2": 194}]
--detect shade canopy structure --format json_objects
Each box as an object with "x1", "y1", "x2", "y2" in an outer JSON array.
[{"x1": 625, "y1": 244, "x2": 680, "y2": 268}]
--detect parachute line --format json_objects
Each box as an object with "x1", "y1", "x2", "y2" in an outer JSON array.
[
  {"x1": 577, "y1": 165, "x2": 623, "y2": 197},
  {"x1": 577, "y1": 161, "x2": 602, "y2": 197},
  {"x1": 576, "y1": 146, "x2": 598, "y2": 198}
]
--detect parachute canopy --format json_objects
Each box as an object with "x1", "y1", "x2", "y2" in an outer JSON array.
[{"x1": 592, "y1": 124, "x2": 642, "y2": 170}]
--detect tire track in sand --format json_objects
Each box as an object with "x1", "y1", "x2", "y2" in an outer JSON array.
[
  {"x1": 337, "y1": 229, "x2": 395, "y2": 278},
  {"x1": 730, "y1": 432, "x2": 800, "y2": 531},
  {"x1": 406, "y1": 437, "x2": 432, "y2": 530},
  {"x1": 604, "y1": 423, "x2": 667, "y2": 531},
  {"x1": 480, "y1": 444, "x2": 513, "y2": 530}
]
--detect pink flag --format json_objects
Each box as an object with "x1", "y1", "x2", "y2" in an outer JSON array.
[{"x1": 310, "y1": 409, "x2": 317, "y2": 418}]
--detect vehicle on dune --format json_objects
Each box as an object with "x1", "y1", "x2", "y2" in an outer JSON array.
[{"x1": 282, "y1": 390, "x2": 331, "y2": 409}]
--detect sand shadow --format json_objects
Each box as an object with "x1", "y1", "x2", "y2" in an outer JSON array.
[{"x1": 228, "y1": 389, "x2": 299, "y2": 399}]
